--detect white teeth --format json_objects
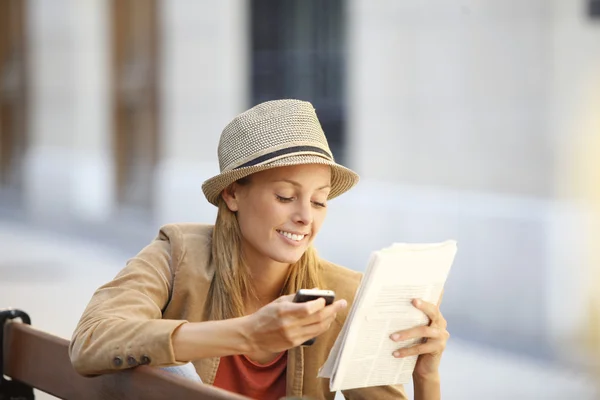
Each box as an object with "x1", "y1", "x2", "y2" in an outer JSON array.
[{"x1": 278, "y1": 230, "x2": 305, "y2": 241}]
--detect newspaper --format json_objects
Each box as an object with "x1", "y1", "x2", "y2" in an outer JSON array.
[{"x1": 318, "y1": 241, "x2": 457, "y2": 391}]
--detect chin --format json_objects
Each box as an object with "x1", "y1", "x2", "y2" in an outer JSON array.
[{"x1": 272, "y1": 251, "x2": 305, "y2": 265}]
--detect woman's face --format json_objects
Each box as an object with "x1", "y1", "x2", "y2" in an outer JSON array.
[{"x1": 222, "y1": 164, "x2": 331, "y2": 267}]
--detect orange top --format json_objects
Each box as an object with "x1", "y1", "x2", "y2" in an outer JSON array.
[{"x1": 213, "y1": 351, "x2": 287, "y2": 400}]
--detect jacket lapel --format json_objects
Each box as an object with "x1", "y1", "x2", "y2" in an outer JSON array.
[
  {"x1": 195, "y1": 357, "x2": 220, "y2": 385},
  {"x1": 286, "y1": 346, "x2": 304, "y2": 397}
]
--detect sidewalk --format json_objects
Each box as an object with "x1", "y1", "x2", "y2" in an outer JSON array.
[{"x1": 0, "y1": 220, "x2": 597, "y2": 399}]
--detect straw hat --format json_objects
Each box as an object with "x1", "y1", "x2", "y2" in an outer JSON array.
[{"x1": 201, "y1": 99, "x2": 359, "y2": 206}]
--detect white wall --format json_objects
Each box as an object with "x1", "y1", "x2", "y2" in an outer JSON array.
[
  {"x1": 24, "y1": 0, "x2": 113, "y2": 222},
  {"x1": 347, "y1": 0, "x2": 553, "y2": 197},
  {"x1": 155, "y1": 0, "x2": 249, "y2": 225},
  {"x1": 344, "y1": 0, "x2": 599, "y2": 361},
  {"x1": 549, "y1": 0, "x2": 600, "y2": 360}
]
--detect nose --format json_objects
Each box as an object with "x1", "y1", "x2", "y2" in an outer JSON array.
[{"x1": 293, "y1": 199, "x2": 313, "y2": 226}]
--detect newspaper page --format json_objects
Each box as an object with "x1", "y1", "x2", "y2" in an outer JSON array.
[{"x1": 318, "y1": 241, "x2": 457, "y2": 391}]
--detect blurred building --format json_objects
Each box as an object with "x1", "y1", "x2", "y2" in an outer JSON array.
[{"x1": 1, "y1": 0, "x2": 599, "y2": 368}]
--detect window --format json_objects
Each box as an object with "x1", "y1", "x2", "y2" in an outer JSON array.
[
  {"x1": 590, "y1": 0, "x2": 600, "y2": 17},
  {"x1": 251, "y1": 0, "x2": 346, "y2": 161}
]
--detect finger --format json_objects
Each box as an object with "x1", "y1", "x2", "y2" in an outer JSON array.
[
  {"x1": 412, "y1": 299, "x2": 440, "y2": 323},
  {"x1": 392, "y1": 340, "x2": 444, "y2": 358},
  {"x1": 301, "y1": 299, "x2": 347, "y2": 326},
  {"x1": 285, "y1": 297, "x2": 327, "y2": 318},
  {"x1": 283, "y1": 303, "x2": 342, "y2": 346},
  {"x1": 331, "y1": 299, "x2": 347, "y2": 312},
  {"x1": 307, "y1": 298, "x2": 346, "y2": 316},
  {"x1": 275, "y1": 294, "x2": 296, "y2": 303},
  {"x1": 390, "y1": 325, "x2": 443, "y2": 342},
  {"x1": 298, "y1": 311, "x2": 338, "y2": 338},
  {"x1": 289, "y1": 299, "x2": 345, "y2": 327}
]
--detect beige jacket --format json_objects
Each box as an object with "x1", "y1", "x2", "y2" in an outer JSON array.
[{"x1": 69, "y1": 224, "x2": 407, "y2": 399}]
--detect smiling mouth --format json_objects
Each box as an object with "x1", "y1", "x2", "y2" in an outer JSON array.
[{"x1": 276, "y1": 229, "x2": 308, "y2": 242}]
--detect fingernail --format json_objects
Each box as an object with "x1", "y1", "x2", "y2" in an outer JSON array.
[
  {"x1": 390, "y1": 333, "x2": 401, "y2": 341},
  {"x1": 393, "y1": 351, "x2": 401, "y2": 358},
  {"x1": 339, "y1": 299, "x2": 347, "y2": 308},
  {"x1": 413, "y1": 299, "x2": 421, "y2": 306}
]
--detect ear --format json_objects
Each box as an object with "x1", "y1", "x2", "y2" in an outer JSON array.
[{"x1": 221, "y1": 184, "x2": 239, "y2": 212}]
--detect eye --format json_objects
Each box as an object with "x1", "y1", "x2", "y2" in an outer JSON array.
[
  {"x1": 276, "y1": 195, "x2": 294, "y2": 203},
  {"x1": 312, "y1": 201, "x2": 327, "y2": 208}
]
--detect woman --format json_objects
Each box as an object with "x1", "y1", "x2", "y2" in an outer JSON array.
[{"x1": 69, "y1": 99, "x2": 449, "y2": 400}]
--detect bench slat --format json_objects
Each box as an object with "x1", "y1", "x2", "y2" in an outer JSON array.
[{"x1": 3, "y1": 322, "x2": 248, "y2": 400}]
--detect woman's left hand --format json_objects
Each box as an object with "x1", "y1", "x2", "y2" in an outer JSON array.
[{"x1": 390, "y1": 294, "x2": 449, "y2": 378}]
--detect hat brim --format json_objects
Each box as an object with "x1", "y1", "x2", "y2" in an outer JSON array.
[{"x1": 201, "y1": 154, "x2": 359, "y2": 206}]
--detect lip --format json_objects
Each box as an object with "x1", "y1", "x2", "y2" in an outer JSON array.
[
  {"x1": 276, "y1": 229, "x2": 310, "y2": 236},
  {"x1": 276, "y1": 229, "x2": 309, "y2": 246}
]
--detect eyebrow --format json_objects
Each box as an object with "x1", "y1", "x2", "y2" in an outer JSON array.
[{"x1": 274, "y1": 179, "x2": 331, "y2": 191}]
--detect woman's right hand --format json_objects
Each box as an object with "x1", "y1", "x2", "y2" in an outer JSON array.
[{"x1": 243, "y1": 294, "x2": 347, "y2": 353}]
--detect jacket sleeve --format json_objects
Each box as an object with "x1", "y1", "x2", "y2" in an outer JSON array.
[{"x1": 68, "y1": 226, "x2": 190, "y2": 376}]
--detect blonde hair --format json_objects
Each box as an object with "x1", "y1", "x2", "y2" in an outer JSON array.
[{"x1": 204, "y1": 195, "x2": 324, "y2": 321}]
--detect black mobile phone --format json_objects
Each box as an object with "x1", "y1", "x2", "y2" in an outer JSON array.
[{"x1": 293, "y1": 289, "x2": 336, "y2": 346}]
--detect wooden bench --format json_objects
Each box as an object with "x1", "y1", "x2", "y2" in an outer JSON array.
[{"x1": 1, "y1": 309, "x2": 248, "y2": 400}]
